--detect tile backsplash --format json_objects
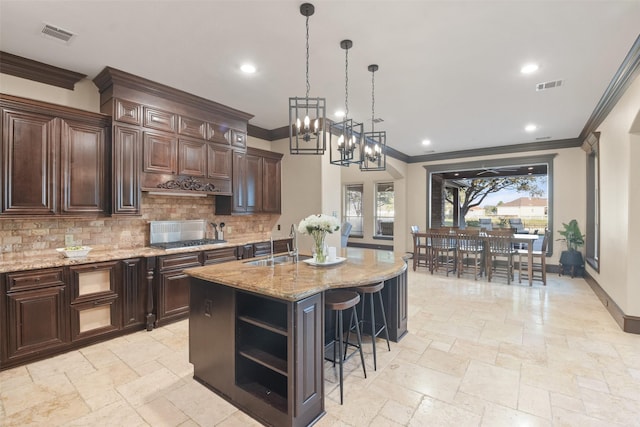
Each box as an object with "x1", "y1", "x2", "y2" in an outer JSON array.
[{"x1": 0, "y1": 194, "x2": 278, "y2": 254}]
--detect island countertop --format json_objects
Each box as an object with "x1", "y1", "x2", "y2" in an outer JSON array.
[{"x1": 184, "y1": 247, "x2": 408, "y2": 301}]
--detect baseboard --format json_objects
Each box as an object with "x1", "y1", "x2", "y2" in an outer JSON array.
[{"x1": 584, "y1": 272, "x2": 640, "y2": 334}]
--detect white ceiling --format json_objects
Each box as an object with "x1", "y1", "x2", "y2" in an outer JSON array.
[{"x1": 1, "y1": 0, "x2": 639, "y2": 157}]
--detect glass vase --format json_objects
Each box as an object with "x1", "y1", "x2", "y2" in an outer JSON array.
[{"x1": 312, "y1": 231, "x2": 327, "y2": 263}]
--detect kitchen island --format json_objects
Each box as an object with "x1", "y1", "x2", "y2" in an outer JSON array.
[{"x1": 184, "y1": 247, "x2": 408, "y2": 427}]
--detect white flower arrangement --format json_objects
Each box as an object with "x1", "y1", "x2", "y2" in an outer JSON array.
[{"x1": 298, "y1": 214, "x2": 340, "y2": 235}]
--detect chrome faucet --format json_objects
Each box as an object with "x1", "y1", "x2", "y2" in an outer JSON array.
[
  {"x1": 269, "y1": 236, "x2": 274, "y2": 262},
  {"x1": 289, "y1": 224, "x2": 298, "y2": 262}
]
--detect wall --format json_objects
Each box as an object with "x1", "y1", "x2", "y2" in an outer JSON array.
[
  {"x1": 0, "y1": 194, "x2": 278, "y2": 255},
  {"x1": 340, "y1": 156, "x2": 408, "y2": 252},
  {"x1": 590, "y1": 73, "x2": 640, "y2": 316},
  {"x1": 0, "y1": 73, "x2": 100, "y2": 112},
  {"x1": 405, "y1": 147, "x2": 587, "y2": 267}
]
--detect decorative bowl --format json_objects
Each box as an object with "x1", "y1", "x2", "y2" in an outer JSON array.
[{"x1": 56, "y1": 246, "x2": 92, "y2": 258}]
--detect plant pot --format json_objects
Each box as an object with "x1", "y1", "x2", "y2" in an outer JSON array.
[{"x1": 559, "y1": 250, "x2": 584, "y2": 278}]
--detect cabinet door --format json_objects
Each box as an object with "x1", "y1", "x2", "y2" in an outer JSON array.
[
  {"x1": 1, "y1": 109, "x2": 57, "y2": 215},
  {"x1": 60, "y1": 119, "x2": 108, "y2": 214},
  {"x1": 207, "y1": 143, "x2": 232, "y2": 180},
  {"x1": 245, "y1": 153, "x2": 262, "y2": 213},
  {"x1": 157, "y1": 270, "x2": 192, "y2": 324},
  {"x1": 262, "y1": 156, "x2": 281, "y2": 213},
  {"x1": 112, "y1": 125, "x2": 141, "y2": 215},
  {"x1": 178, "y1": 138, "x2": 206, "y2": 177},
  {"x1": 294, "y1": 293, "x2": 324, "y2": 423},
  {"x1": 121, "y1": 258, "x2": 146, "y2": 329},
  {"x1": 143, "y1": 131, "x2": 177, "y2": 174},
  {"x1": 232, "y1": 151, "x2": 247, "y2": 213},
  {"x1": 6, "y1": 286, "x2": 68, "y2": 361}
]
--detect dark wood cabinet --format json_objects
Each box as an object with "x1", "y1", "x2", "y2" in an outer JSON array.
[
  {"x1": 3, "y1": 268, "x2": 68, "y2": 364},
  {"x1": 190, "y1": 280, "x2": 324, "y2": 427},
  {"x1": 207, "y1": 143, "x2": 232, "y2": 181},
  {"x1": 156, "y1": 252, "x2": 202, "y2": 326},
  {"x1": 203, "y1": 247, "x2": 237, "y2": 265},
  {"x1": 230, "y1": 130, "x2": 246, "y2": 149},
  {"x1": 143, "y1": 130, "x2": 177, "y2": 174},
  {"x1": 262, "y1": 156, "x2": 282, "y2": 213},
  {"x1": 217, "y1": 147, "x2": 282, "y2": 215},
  {"x1": 112, "y1": 124, "x2": 141, "y2": 215},
  {"x1": 121, "y1": 258, "x2": 147, "y2": 329},
  {"x1": 60, "y1": 119, "x2": 108, "y2": 214},
  {"x1": 68, "y1": 261, "x2": 120, "y2": 342},
  {"x1": 178, "y1": 138, "x2": 207, "y2": 177},
  {"x1": 1, "y1": 95, "x2": 110, "y2": 217}
]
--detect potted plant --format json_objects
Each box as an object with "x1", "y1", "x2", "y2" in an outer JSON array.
[{"x1": 557, "y1": 219, "x2": 585, "y2": 277}]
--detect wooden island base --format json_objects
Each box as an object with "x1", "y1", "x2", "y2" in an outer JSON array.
[{"x1": 186, "y1": 248, "x2": 408, "y2": 427}]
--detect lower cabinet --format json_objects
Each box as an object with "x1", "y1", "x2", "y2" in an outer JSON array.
[
  {"x1": 156, "y1": 252, "x2": 202, "y2": 326},
  {"x1": 68, "y1": 261, "x2": 120, "y2": 342},
  {"x1": 190, "y1": 279, "x2": 324, "y2": 427},
  {"x1": 4, "y1": 268, "x2": 68, "y2": 364}
]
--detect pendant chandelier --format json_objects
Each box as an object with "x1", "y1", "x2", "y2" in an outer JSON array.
[
  {"x1": 289, "y1": 3, "x2": 326, "y2": 155},
  {"x1": 360, "y1": 64, "x2": 386, "y2": 171},
  {"x1": 329, "y1": 39, "x2": 363, "y2": 166}
]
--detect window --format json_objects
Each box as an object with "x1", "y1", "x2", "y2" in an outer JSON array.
[
  {"x1": 585, "y1": 133, "x2": 600, "y2": 270},
  {"x1": 344, "y1": 184, "x2": 363, "y2": 237},
  {"x1": 375, "y1": 182, "x2": 394, "y2": 237}
]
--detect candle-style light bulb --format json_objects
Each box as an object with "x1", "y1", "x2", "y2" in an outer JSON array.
[
  {"x1": 296, "y1": 118, "x2": 301, "y2": 132},
  {"x1": 303, "y1": 115, "x2": 310, "y2": 131},
  {"x1": 313, "y1": 119, "x2": 319, "y2": 133}
]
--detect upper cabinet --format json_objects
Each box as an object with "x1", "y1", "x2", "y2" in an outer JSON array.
[
  {"x1": 1, "y1": 95, "x2": 110, "y2": 217},
  {"x1": 216, "y1": 147, "x2": 282, "y2": 215},
  {"x1": 93, "y1": 67, "x2": 254, "y2": 213}
]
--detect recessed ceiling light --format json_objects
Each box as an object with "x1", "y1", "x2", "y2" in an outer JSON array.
[
  {"x1": 240, "y1": 64, "x2": 256, "y2": 74},
  {"x1": 422, "y1": 139, "x2": 431, "y2": 146},
  {"x1": 454, "y1": 173, "x2": 460, "y2": 177},
  {"x1": 525, "y1": 124, "x2": 537, "y2": 132},
  {"x1": 521, "y1": 63, "x2": 539, "y2": 74},
  {"x1": 528, "y1": 166, "x2": 534, "y2": 170},
  {"x1": 334, "y1": 110, "x2": 345, "y2": 118}
]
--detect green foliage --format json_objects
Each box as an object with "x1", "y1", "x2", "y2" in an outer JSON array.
[{"x1": 557, "y1": 219, "x2": 585, "y2": 251}]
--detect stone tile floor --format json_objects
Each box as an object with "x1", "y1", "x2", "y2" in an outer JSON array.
[{"x1": 2, "y1": 269, "x2": 640, "y2": 426}]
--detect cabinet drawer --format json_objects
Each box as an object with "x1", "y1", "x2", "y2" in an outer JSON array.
[
  {"x1": 70, "y1": 295, "x2": 119, "y2": 341},
  {"x1": 7, "y1": 268, "x2": 65, "y2": 292},
  {"x1": 203, "y1": 247, "x2": 237, "y2": 265},
  {"x1": 114, "y1": 98, "x2": 142, "y2": 125},
  {"x1": 68, "y1": 261, "x2": 118, "y2": 303},
  {"x1": 158, "y1": 252, "x2": 202, "y2": 271},
  {"x1": 178, "y1": 116, "x2": 207, "y2": 139},
  {"x1": 143, "y1": 106, "x2": 175, "y2": 132}
]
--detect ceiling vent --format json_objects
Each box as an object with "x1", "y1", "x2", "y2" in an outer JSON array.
[
  {"x1": 536, "y1": 80, "x2": 563, "y2": 91},
  {"x1": 41, "y1": 24, "x2": 75, "y2": 43},
  {"x1": 535, "y1": 136, "x2": 551, "y2": 141},
  {"x1": 372, "y1": 118, "x2": 384, "y2": 124}
]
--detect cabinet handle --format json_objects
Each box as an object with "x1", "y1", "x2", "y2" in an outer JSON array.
[{"x1": 35, "y1": 278, "x2": 40, "y2": 282}]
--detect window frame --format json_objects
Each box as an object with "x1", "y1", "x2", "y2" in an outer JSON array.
[
  {"x1": 374, "y1": 181, "x2": 395, "y2": 239},
  {"x1": 343, "y1": 183, "x2": 364, "y2": 238}
]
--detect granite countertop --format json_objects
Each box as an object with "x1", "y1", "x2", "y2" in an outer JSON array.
[
  {"x1": 0, "y1": 238, "x2": 287, "y2": 274},
  {"x1": 184, "y1": 247, "x2": 409, "y2": 301}
]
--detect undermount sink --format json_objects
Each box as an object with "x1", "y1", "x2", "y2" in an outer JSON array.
[{"x1": 243, "y1": 254, "x2": 311, "y2": 266}]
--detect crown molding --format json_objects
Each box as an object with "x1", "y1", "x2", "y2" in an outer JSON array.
[
  {"x1": 579, "y1": 34, "x2": 640, "y2": 141},
  {"x1": 0, "y1": 51, "x2": 86, "y2": 90}
]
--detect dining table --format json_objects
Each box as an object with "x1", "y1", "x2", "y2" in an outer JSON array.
[{"x1": 411, "y1": 231, "x2": 542, "y2": 285}]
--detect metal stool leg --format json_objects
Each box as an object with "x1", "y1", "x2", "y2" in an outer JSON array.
[
  {"x1": 337, "y1": 309, "x2": 344, "y2": 404},
  {"x1": 377, "y1": 291, "x2": 391, "y2": 351}
]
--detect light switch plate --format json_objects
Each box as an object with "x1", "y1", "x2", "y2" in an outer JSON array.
[{"x1": 64, "y1": 234, "x2": 74, "y2": 246}]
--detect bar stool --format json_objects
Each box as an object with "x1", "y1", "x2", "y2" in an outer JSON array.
[
  {"x1": 349, "y1": 282, "x2": 390, "y2": 371},
  {"x1": 325, "y1": 290, "x2": 367, "y2": 405}
]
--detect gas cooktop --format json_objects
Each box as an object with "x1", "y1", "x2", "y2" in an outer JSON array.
[{"x1": 150, "y1": 239, "x2": 227, "y2": 250}]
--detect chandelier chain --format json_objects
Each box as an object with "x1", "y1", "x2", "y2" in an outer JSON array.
[
  {"x1": 371, "y1": 69, "x2": 375, "y2": 132},
  {"x1": 305, "y1": 15, "x2": 310, "y2": 100},
  {"x1": 344, "y1": 46, "x2": 349, "y2": 118}
]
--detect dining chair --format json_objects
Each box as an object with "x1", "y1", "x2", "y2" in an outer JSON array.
[
  {"x1": 485, "y1": 234, "x2": 517, "y2": 284},
  {"x1": 411, "y1": 226, "x2": 429, "y2": 271},
  {"x1": 478, "y1": 218, "x2": 493, "y2": 231},
  {"x1": 518, "y1": 231, "x2": 549, "y2": 286},
  {"x1": 455, "y1": 230, "x2": 483, "y2": 280},
  {"x1": 428, "y1": 230, "x2": 456, "y2": 276}
]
